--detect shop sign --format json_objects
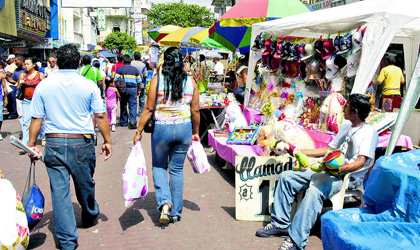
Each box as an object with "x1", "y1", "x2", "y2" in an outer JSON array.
[
  {"x1": 98, "y1": 8, "x2": 106, "y2": 31},
  {"x1": 235, "y1": 155, "x2": 294, "y2": 221},
  {"x1": 28, "y1": 38, "x2": 53, "y2": 49},
  {"x1": 13, "y1": 48, "x2": 28, "y2": 54},
  {"x1": 0, "y1": 0, "x2": 5, "y2": 10},
  {"x1": 309, "y1": 0, "x2": 331, "y2": 10},
  {"x1": 2, "y1": 40, "x2": 27, "y2": 48},
  {"x1": 17, "y1": 0, "x2": 51, "y2": 40}
]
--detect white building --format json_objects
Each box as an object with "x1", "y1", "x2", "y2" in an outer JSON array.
[{"x1": 60, "y1": 8, "x2": 97, "y2": 50}]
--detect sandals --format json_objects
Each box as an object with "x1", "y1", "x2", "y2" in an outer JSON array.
[{"x1": 159, "y1": 203, "x2": 172, "y2": 224}]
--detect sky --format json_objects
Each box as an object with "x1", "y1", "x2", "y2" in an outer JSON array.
[{"x1": 151, "y1": 0, "x2": 213, "y2": 9}]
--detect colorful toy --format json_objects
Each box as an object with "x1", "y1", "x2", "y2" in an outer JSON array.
[
  {"x1": 272, "y1": 119, "x2": 315, "y2": 150},
  {"x1": 310, "y1": 150, "x2": 348, "y2": 177},
  {"x1": 227, "y1": 126, "x2": 259, "y2": 145},
  {"x1": 318, "y1": 93, "x2": 345, "y2": 133}
]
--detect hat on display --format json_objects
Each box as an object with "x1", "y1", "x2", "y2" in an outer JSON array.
[
  {"x1": 352, "y1": 27, "x2": 367, "y2": 52},
  {"x1": 346, "y1": 50, "x2": 361, "y2": 77},
  {"x1": 261, "y1": 37, "x2": 272, "y2": 67},
  {"x1": 274, "y1": 38, "x2": 285, "y2": 60},
  {"x1": 298, "y1": 61, "x2": 307, "y2": 80},
  {"x1": 6, "y1": 54, "x2": 15, "y2": 61},
  {"x1": 252, "y1": 33, "x2": 265, "y2": 51},
  {"x1": 282, "y1": 40, "x2": 291, "y2": 60},
  {"x1": 288, "y1": 43, "x2": 299, "y2": 61},
  {"x1": 325, "y1": 55, "x2": 347, "y2": 79},
  {"x1": 337, "y1": 34, "x2": 352, "y2": 55},
  {"x1": 269, "y1": 41, "x2": 280, "y2": 73},
  {"x1": 300, "y1": 43, "x2": 315, "y2": 61},
  {"x1": 281, "y1": 60, "x2": 288, "y2": 75},
  {"x1": 314, "y1": 38, "x2": 323, "y2": 60},
  {"x1": 334, "y1": 35, "x2": 342, "y2": 52},
  {"x1": 309, "y1": 59, "x2": 322, "y2": 80},
  {"x1": 322, "y1": 39, "x2": 335, "y2": 60}
]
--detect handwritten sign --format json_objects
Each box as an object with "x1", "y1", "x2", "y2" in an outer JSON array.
[{"x1": 235, "y1": 155, "x2": 294, "y2": 221}]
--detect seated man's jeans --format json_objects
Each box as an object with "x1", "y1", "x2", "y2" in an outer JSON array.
[
  {"x1": 44, "y1": 137, "x2": 99, "y2": 250},
  {"x1": 271, "y1": 169, "x2": 342, "y2": 250}
]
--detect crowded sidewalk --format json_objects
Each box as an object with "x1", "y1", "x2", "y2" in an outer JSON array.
[{"x1": 0, "y1": 114, "x2": 323, "y2": 250}]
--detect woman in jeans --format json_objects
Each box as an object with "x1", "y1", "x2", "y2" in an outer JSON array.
[
  {"x1": 133, "y1": 47, "x2": 200, "y2": 224},
  {"x1": 17, "y1": 57, "x2": 45, "y2": 152}
]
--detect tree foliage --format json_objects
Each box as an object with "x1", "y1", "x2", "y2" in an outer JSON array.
[
  {"x1": 147, "y1": 1, "x2": 214, "y2": 28},
  {"x1": 102, "y1": 31, "x2": 137, "y2": 53}
]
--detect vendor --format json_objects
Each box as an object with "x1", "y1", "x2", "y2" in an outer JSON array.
[
  {"x1": 377, "y1": 55, "x2": 405, "y2": 111},
  {"x1": 212, "y1": 58, "x2": 224, "y2": 82},
  {"x1": 233, "y1": 52, "x2": 249, "y2": 104},
  {"x1": 255, "y1": 94, "x2": 378, "y2": 250}
]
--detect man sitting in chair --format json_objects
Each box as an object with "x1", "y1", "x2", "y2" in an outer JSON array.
[{"x1": 256, "y1": 94, "x2": 378, "y2": 250}]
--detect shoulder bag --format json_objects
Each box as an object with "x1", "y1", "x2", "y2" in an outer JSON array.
[
  {"x1": 143, "y1": 74, "x2": 159, "y2": 133},
  {"x1": 22, "y1": 162, "x2": 44, "y2": 230},
  {"x1": 16, "y1": 73, "x2": 26, "y2": 100},
  {"x1": 115, "y1": 66, "x2": 127, "y2": 94}
]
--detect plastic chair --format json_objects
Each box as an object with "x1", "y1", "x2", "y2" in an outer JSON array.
[{"x1": 328, "y1": 156, "x2": 375, "y2": 210}]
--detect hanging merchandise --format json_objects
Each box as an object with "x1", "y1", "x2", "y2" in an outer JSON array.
[
  {"x1": 322, "y1": 38, "x2": 335, "y2": 60},
  {"x1": 336, "y1": 32, "x2": 352, "y2": 55},
  {"x1": 352, "y1": 27, "x2": 367, "y2": 52},
  {"x1": 325, "y1": 55, "x2": 347, "y2": 79},
  {"x1": 347, "y1": 50, "x2": 361, "y2": 77},
  {"x1": 269, "y1": 40, "x2": 280, "y2": 73},
  {"x1": 318, "y1": 93, "x2": 346, "y2": 133},
  {"x1": 300, "y1": 42, "x2": 315, "y2": 61},
  {"x1": 314, "y1": 37, "x2": 324, "y2": 60},
  {"x1": 261, "y1": 37, "x2": 273, "y2": 67},
  {"x1": 251, "y1": 33, "x2": 266, "y2": 51},
  {"x1": 274, "y1": 38, "x2": 285, "y2": 60}
]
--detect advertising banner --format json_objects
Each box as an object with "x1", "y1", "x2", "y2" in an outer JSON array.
[
  {"x1": 61, "y1": 0, "x2": 132, "y2": 8},
  {"x1": 16, "y1": 0, "x2": 51, "y2": 40},
  {"x1": 235, "y1": 155, "x2": 294, "y2": 221},
  {"x1": 98, "y1": 8, "x2": 106, "y2": 31}
]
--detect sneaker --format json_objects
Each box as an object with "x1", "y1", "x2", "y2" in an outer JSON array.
[
  {"x1": 0, "y1": 134, "x2": 3, "y2": 141},
  {"x1": 128, "y1": 122, "x2": 137, "y2": 129},
  {"x1": 169, "y1": 215, "x2": 181, "y2": 225},
  {"x1": 278, "y1": 236, "x2": 297, "y2": 250},
  {"x1": 256, "y1": 223, "x2": 288, "y2": 237},
  {"x1": 111, "y1": 124, "x2": 116, "y2": 132},
  {"x1": 159, "y1": 203, "x2": 171, "y2": 224}
]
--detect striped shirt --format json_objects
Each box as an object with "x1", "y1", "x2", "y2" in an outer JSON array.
[{"x1": 114, "y1": 65, "x2": 141, "y2": 87}]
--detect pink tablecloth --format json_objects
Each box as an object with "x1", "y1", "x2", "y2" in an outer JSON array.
[
  {"x1": 208, "y1": 130, "x2": 258, "y2": 165},
  {"x1": 209, "y1": 129, "x2": 413, "y2": 165}
]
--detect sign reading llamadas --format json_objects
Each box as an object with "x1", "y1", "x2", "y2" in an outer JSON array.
[{"x1": 235, "y1": 155, "x2": 294, "y2": 221}]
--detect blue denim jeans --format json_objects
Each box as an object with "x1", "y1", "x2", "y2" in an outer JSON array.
[
  {"x1": 271, "y1": 169, "x2": 343, "y2": 250},
  {"x1": 137, "y1": 88, "x2": 145, "y2": 117},
  {"x1": 22, "y1": 98, "x2": 45, "y2": 145},
  {"x1": 120, "y1": 87, "x2": 137, "y2": 126},
  {"x1": 44, "y1": 137, "x2": 99, "y2": 250},
  {"x1": 7, "y1": 85, "x2": 17, "y2": 117},
  {"x1": 151, "y1": 121, "x2": 192, "y2": 218}
]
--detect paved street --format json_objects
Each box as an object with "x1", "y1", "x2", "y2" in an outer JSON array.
[{"x1": 0, "y1": 115, "x2": 323, "y2": 250}]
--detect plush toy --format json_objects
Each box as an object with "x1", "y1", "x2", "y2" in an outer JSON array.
[
  {"x1": 318, "y1": 93, "x2": 346, "y2": 133},
  {"x1": 270, "y1": 141, "x2": 310, "y2": 170},
  {"x1": 310, "y1": 150, "x2": 348, "y2": 177},
  {"x1": 224, "y1": 101, "x2": 247, "y2": 132}
]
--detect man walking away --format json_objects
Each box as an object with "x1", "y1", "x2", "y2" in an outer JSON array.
[
  {"x1": 131, "y1": 52, "x2": 147, "y2": 117},
  {"x1": 28, "y1": 44, "x2": 112, "y2": 250},
  {"x1": 6, "y1": 55, "x2": 26, "y2": 119},
  {"x1": 114, "y1": 55, "x2": 141, "y2": 129}
]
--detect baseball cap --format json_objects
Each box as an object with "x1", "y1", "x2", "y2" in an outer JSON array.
[
  {"x1": 346, "y1": 50, "x2": 361, "y2": 77},
  {"x1": 6, "y1": 54, "x2": 15, "y2": 61},
  {"x1": 336, "y1": 34, "x2": 352, "y2": 55},
  {"x1": 322, "y1": 39, "x2": 334, "y2": 60},
  {"x1": 334, "y1": 36, "x2": 342, "y2": 52},
  {"x1": 352, "y1": 27, "x2": 366, "y2": 52},
  {"x1": 300, "y1": 43, "x2": 315, "y2": 61},
  {"x1": 325, "y1": 55, "x2": 347, "y2": 79},
  {"x1": 314, "y1": 39, "x2": 323, "y2": 60},
  {"x1": 287, "y1": 43, "x2": 299, "y2": 61}
]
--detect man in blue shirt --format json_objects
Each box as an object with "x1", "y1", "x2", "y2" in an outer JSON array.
[
  {"x1": 114, "y1": 55, "x2": 141, "y2": 129},
  {"x1": 91, "y1": 52, "x2": 108, "y2": 72},
  {"x1": 5, "y1": 55, "x2": 25, "y2": 119},
  {"x1": 28, "y1": 44, "x2": 112, "y2": 250}
]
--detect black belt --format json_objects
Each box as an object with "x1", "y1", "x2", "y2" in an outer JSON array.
[{"x1": 46, "y1": 133, "x2": 87, "y2": 139}]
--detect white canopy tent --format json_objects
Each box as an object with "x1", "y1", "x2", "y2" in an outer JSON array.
[{"x1": 245, "y1": 0, "x2": 420, "y2": 154}]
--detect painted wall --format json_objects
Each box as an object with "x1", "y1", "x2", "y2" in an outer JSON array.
[{"x1": 0, "y1": 0, "x2": 17, "y2": 37}]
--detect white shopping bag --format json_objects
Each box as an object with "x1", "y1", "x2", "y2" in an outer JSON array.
[
  {"x1": 187, "y1": 141, "x2": 211, "y2": 174},
  {"x1": 0, "y1": 179, "x2": 29, "y2": 250},
  {"x1": 122, "y1": 142, "x2": 148, "y2": 207}
]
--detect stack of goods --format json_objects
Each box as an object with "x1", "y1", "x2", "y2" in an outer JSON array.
[{"x1": 365, "y1": 111, "x2": 398, "y2": 134}]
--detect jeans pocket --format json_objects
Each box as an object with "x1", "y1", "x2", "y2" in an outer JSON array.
[
  {"x1": 44, "y1": 145, "x2": 60, "y2": 166},
  {"x1": 74, "y1": 143, "x2": 94, "y2": 164}
]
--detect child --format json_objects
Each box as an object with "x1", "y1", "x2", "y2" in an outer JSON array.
[{"x1": 105, "y1": 77, "x2": 120, "y2": 132}]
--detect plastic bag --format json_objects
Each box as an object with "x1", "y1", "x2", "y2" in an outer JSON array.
[
  {"x1": 0, "y1": 179, "x2": 30, "y2": 250},
  {"x1": 187, "y1": 141, "x2": 211, "y2": 174},
  {"x1": 122, "y1": 141, "x2": 148, "y2": 207},
  {"x1": 22, "y1": 163, "x2": 44, "y2": 230}
]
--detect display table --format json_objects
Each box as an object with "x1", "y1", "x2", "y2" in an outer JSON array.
[{"x1": 208, "y1": 129, "x2": 414, "y2": 165}]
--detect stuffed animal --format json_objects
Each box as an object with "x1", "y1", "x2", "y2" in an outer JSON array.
[
  {"x1": 318, "y1": 93, "x2": 346, "y2": 133},
  {"x1": 270, "y1": 141, "x2": 310, "y2": 171},
  {"x1": 224, "y1": 101, "x2": 247, "y2": 132}
]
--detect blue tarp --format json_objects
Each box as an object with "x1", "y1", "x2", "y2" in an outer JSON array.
[
  {"x1": 100, "y1": 51, "x2": 117, "y2": 58},
  {"x1": 322, "y1": 149, "x2": 420, "y2": 250}
]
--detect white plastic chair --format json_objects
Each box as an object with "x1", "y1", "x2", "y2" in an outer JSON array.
[{"x1": 328, "y1": 156, "x2": 375, "y2": 210}]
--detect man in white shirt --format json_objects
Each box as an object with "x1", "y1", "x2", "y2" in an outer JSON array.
[
  {"x1": 44, "y1": 57, "x2": 59, "y2": 77},
  {"x1": 213, "y1": 58, "x2": 224, "y2": 82}
]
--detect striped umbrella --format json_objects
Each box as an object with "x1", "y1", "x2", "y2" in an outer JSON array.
[
  {"x1": 159, "y1": 27, "x2": 212, "y2": 49},
  {"x1": 209, "y1": 0, "x2": 312, "y2": 53},
  {"x1": 189, "y1": 28, "x2": 230, "y2": 51},
  {"x1": 87, "y1": 45, "x2": 106, "y2": 52},
  {"x1": 148, "y1": 25, "x2": 182, "y2": 42}
]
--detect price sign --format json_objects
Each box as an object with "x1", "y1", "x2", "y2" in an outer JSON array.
[{"x1": 235, "y1": 155, "x2": 294, "y2": 221}]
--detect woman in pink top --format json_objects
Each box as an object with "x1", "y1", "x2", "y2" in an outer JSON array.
[{"x1": 105, "y1": 77, "x2": 120, "y2": 132}]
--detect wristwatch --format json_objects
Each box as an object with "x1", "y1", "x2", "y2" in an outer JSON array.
[{"x1": 136, "y1": 130, "x2": 143, "y2": 135}]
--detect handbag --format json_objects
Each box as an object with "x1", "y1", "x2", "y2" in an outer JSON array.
[
  {"x1": 16, "y1": 84, "x2": 25, "y2": 100},
  {"x1": 115, "y1": 66, "x2": 127, "y2": 94},
  {"x1": 143, "y1": 74, "x2": 159, "y2": 133},
  {"x1": 21, "y1": 162, "x2": 44, "y2": 230}
]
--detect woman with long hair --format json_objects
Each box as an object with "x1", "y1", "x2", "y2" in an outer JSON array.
[
  {"x1": 133, "y1": 47, "x2": 200, "y2": 224},
  {"x1": 17, "y1": 57, "x2": 45, "y2": 152}
]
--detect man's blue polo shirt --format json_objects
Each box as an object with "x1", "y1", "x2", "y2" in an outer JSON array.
[
  {"x1": 12, "y1": 67, "x2": 26, "y2": 82},
  {"x1": 31, "y1": 70, "x2": 104, "y2": 134},
  {"x1": 114, "y1": 65, "x2": 141, "y2": 87}
]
